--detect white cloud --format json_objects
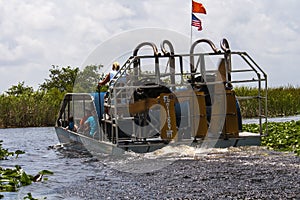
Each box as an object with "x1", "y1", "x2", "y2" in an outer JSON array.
[{"x1": 0, "y1": 0, "x2": 299, "y2": 93}]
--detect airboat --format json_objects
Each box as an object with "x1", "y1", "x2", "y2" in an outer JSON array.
[{"x1": 55, "y1": 38, "x2": 267, "y2": 155}]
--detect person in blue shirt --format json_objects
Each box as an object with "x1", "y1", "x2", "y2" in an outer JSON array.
[
  {"x1": 65, "y1": 116, "x2": 77, "y2": 132},
  {"x1": 98, "y1": 62, "x2": 120, "y2": 87},
  {"x1": 84, "y1": 111, "x2": 97, "y2": 136}
]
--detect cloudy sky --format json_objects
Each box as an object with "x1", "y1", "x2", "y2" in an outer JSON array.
[{"x1": 0, "y1": 0, "x2": 299, "y2": 93}]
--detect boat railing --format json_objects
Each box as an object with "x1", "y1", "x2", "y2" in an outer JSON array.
[{"x1": 101, "y1": 38, "x2": 268, "y2": 145}]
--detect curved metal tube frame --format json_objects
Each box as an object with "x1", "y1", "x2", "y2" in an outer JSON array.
[
  {"x1": 160, "y1": 40, "x2": 174, "y2": 56},
  {"x1": 133, "y1": 42, "x2": 159, "y2": 56},
  {"x1": 133, "y1": 42, "x2": 160, "y2": 84},
  {"x1": 220, "y1": 38, "x2": 231, "y2": 53},
  {"x1": 220, "y1": 38, "x2": 232, "y2": 82},
  {"x1": 160, "y1": 40, "x2": 176, "y2": 86},
  {"x1": 189, "y1": 39, "x2": 220, "y2": 84}
]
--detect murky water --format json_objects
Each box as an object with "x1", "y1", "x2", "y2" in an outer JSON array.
[
  {"x1": 0, "y1": 127, "x2": 98, "y2": 199},
  {"x1": 0, "y1": 122, "x2": 299, "y2": 199},
  {"x1": 243, "y1": 114, "x2": 300, "y2": 124},
  {"x1": 0, "y1": 127, "x2": 204, "y2": 199}
]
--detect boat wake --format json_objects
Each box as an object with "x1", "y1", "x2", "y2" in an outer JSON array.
[{"x1": 96, "y1": 145, "x2": 231, "y2": 173}]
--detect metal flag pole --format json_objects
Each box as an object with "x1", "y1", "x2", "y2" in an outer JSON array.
[
  {"x1": 190, "y1": 1, "x2": 193, "y2": 46},
  {"x1": 190, "y1": 18, "x2": 193, "y2": 46}
]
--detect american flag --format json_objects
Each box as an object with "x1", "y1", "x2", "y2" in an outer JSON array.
[{"x1": 191, "y1": 14, "x2": 202, "y2": 31}]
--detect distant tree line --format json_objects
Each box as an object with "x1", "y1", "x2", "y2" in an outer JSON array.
[
  {"x1": 1, "y1": 64, "x2": 300, "y2": 128},
  {"x1": 0, "y1": 65, "x2": 104, "y2": 128}
]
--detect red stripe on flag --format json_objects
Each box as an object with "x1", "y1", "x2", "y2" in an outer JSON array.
[{"x1": 191, "y1": 14, "x2": 203, "y2": 31}]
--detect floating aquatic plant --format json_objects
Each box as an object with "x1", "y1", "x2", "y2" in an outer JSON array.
[
  {"x1": 0, "y1": 141, "x2": 53, "y2": 199},
  {"x1": 243, "y1": 120, "x2": 300, "y2": 156}
]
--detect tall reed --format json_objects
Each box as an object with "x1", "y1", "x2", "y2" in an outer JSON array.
[
  {"x1": 235, "y1": 86, "x2": 300, "y2": 118},
  {"x1": 1, "y1": 86, "x2": 300, "y2": 128}
]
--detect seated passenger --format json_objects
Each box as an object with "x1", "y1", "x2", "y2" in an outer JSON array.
[
  {"x1": 65, "y1": 116, "x2": 77, "y2": 132},
  {"x1": 84, "y1": 111, "x2": 97, "y2": 136},
  {"x1": 77, "y1": 110, "x2": 92, "y2": 133}
]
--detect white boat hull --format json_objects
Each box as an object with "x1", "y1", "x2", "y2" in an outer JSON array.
[{"x1": 55, "y1": 127, "x2": 260, "y2": 155}]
